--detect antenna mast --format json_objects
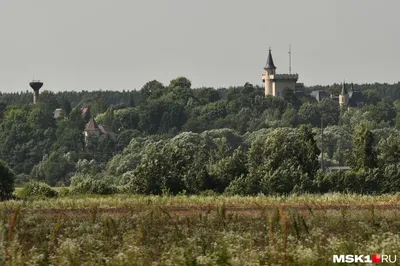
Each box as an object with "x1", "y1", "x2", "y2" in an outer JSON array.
[{"x1": 289, "y1": 44, "x2": 292, "y2": 74}]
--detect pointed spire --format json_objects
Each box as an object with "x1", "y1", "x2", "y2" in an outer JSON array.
[
  {"x1": 264, "y1": 48, "x2": 276, "y2": 70},
  {"x1": 341, "y1": 80, "x2": 348, "y2": 95}
]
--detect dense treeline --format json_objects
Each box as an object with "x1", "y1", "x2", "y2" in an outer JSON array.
[{"x1": 1, "y1": 77, "x2": 400, "y2": 196}]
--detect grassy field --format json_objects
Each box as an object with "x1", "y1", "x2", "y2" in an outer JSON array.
[{"x1": 1, "y1": 193, "x2": 400, "y2": 265}]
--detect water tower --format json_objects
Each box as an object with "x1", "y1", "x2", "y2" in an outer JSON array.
[{"x1": 29, "y1": 80, "x2": 43, "y2": 104}]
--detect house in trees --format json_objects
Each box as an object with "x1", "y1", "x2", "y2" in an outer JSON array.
[
  {"x1": 84, "y1": 118, "x2": 115, "y2": 141},
  {"x1": 310, "y1": 90, "x2": 329, "y2": 102},
  {"x1": 339, "y1": 82, "x2": 365, "y2": 109},
  {"x1": 81, "y1": 107, "x2": 89, "y2": 118},
  {"x1": 262, "y1": 48, "x2": 302, "y2": 98}
]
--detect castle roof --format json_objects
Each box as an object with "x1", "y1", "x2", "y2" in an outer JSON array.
[
  {"x1": 341, "y1": 82, "x2": 348, "y2": 95},
  {"x1": 348, "y1": 91, "x2": 365, "y2": 108},
  {"x1": 264, "y1": 48, "x2": 276, "y2": 70}
]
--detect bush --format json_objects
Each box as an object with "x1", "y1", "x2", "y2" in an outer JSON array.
[
  {"x1": 0, "y1": 160, "x2": 14, "y2": 200},
  {"x1": 71, "y1": 176, "x2": 117, "y2": 195},
  {"x1": 224, "y1": 174, "x2": 258, "y2": 196},
  {"x1": 18, "y1": 181, "x2": 58, "y2": 198},
  {"x1": 59, "y1": 185, "x2": 71, "y2": 197}
]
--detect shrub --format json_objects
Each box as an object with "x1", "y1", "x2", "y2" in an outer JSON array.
[
  {"x1": 18, "y1": 181, "x2": 58, "y2": 198},
  {"x1": 0, "y1": 160, "x2": 14, "y2": 200},
  {"x1": 71, "y1": 177, "x2": 117, "y2": 195},
  {"x1": 224, "y1": 174, "x2": 258, "y2": 195},
  {"x1": 59, "y1": 185, "x2": 71, "y2": 197}
]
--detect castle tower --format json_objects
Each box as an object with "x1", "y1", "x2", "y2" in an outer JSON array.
[
  {"x1": 29, "y1": 80, "x2": 43, "y2": 104},
  {"x1": 339, "y1": 82, "x2": 349, "y2": 107},
  {"x1": 262, "y1": 48, "x2": 276, "y2": 96}
]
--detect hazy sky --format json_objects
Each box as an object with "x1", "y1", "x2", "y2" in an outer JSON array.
[{"x1": 0, "y1": 0, "x2": 399, "y2": 92}]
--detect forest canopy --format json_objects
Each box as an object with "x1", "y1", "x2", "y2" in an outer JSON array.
[{"x1": 1, "y1": 77, "x2": 400, "y2": 196}]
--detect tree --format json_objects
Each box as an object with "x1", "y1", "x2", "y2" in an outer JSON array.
[
  {"x1": 85, "y1": 133, "x2": 116, "y2": 163},
  {"x1": 281, "y1": 107, "x2": 298, "y2": 127},
  {"x1": 59, "y1": 98, "x2": 72, "y2": 117},
  {"x1": 169, "y1": 77, "x2": 192, "y2": 89},
  {"x1": 140, "y1": 80, "x2": 165, "y2": 104},
  {"x1": 0, "y1": 160, "x2": 14, "y2": 200},
  {"x1": 139, "y1": 98, "x2": 186, "y2": 134},
  {"x1": 282, "y1": 87, "x2": 298, "y2": 106},
  {"x1": 298, "y1": 102, "x2": 320, "y2": 126},
  {"x1": 318, "y1": 99, "x2": 340, "y2": 126},
  {"x1": 246, "y1": 126, "x2": 319, "y2": 194},
  {"x1": 90, "y1": 94, "x2": 108, "y2": 117},
  {"x1": 297, "y1": 125, "x2": 320, "y2": 177},
  {"x1": 351, "y1": 124, "x2": 378, "y2": 170},
  {"x1": 116, "y1": 129, "x2": 141, "y2": 151},
  {"x1": 53, "y1": 119, "x2": 85, "y2": 154},
  {"x1": 32, "y1": 151, "x2": 76, "y2": 186},
  {"x1": 363, "y1": 90, "x2": 381, "y2": 105},
  {"x1": 377, "y1": 134, "x2": 400, "y2": 165},
  {"x1": 69, "y1": 107, "x2": 86, "y2": 130},
  {"x1": 210, "y1": 146, "x2": 248, "y2": 192},
  {"x1": 194, "y1": 87, "x2": 220, "y2": 104},
  {"x1": 37, "y1": 91, "x2": 59, "y2": 114}
]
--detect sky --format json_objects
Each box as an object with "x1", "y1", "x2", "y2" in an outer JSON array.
[{"x1": 0, "y1": 0, "x2": 399, "y2": 92}]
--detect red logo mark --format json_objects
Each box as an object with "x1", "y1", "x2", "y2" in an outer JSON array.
[{"x1": 372, "y1": 254, "x2": 381, "y2": 263}]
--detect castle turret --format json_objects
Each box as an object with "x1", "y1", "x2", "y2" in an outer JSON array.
[
  {"x1": 262, "y1": 48, "x2": 276, "y2": 96},
  {"x1": 339, "y1": 81, "x2": 349, "y2": 107},
  {"x1": 262, "y1": 47, "x2": 299, "y2": 97},
  {"x1": 29, "y1": 80, "x2": 43, "y2": 104}
]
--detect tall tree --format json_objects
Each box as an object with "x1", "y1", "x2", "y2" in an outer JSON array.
[{"x1": 351, "y1": 124, "x2": 378, "y2": 170}]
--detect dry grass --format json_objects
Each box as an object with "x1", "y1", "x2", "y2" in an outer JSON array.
[{"x1": 0, "y1": 194, "x2": 399, "y2": 265}]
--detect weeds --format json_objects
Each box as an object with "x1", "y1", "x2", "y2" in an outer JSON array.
[{"x1": 0, "y1": 194, "x2": 398, "y2": 265}]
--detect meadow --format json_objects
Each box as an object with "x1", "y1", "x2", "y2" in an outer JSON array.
[{"x1": 1, "y1": 193, "x2": 400, "y2": 265}]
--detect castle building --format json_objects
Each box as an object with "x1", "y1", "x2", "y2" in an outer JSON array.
[
  {"x1": 339, "y1": 82, "x2": 365, "y2": 109},
  {"x1": 262, "y1": 48, "x2": 299, "y2": 97}
]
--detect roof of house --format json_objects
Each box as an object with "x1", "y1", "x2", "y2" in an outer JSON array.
[
  {"x1": 54, "y1": 108, "x2": 64, "y2": 114},
  {"x1": 85, "y1": 118, "x2": 100, "y2": 132},
  {"x1": 98, "y1": 124, "x2": 115, "y2": 135},
  {"x1": 81, "y1": 107, "x2": 89, "y2": 118},
  {"x1": 348, "y1": 91, "x2": 365, "y2": 108},
  {"x1": 264, "y1": 48, "x2": 276, "y2": 70}
]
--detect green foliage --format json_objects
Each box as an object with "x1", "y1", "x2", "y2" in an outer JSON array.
[
  {"x1": 350, "y1": 124, "x2": 378, "y2": 170},
  {"x1": 18, "y1": 181, "x2": 58, "y2": 198},
  {"x1": 210, "y1": 146, "x2": 248, "y2": 192},
  {"x1": 36, "y1": 90, "x2": 59, "y2": 114},
  {"x1": 298, "y1": 102, "x2": 320, "y2": 126},
  {"x1": 0, "y1": 160, "x2": 14, "y2": 200},
  {"x1": 31, "y1": 151, "x2": 76, "y2": 186},
  {"x1": 139, "y1": 98, "x2": 186, "y2": 134},
  {"x1": 0, "y1": 79, "x2": 399, "y2": 195},
  {"x1": 89, "y1": 93, "x2": 108, "y2": 117},
  {"x1": 140, "y1": 80, "x2": 165, "y2": 104},
  {"x1": 70, "y1": 175, "x2": 117, "y2": 195},
  {"x1": 244, "y1": 126, "x2": 320, "y2": 195},
  {"x1": 85, "y1": 133, "x2": 116, "y2": 163}
]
